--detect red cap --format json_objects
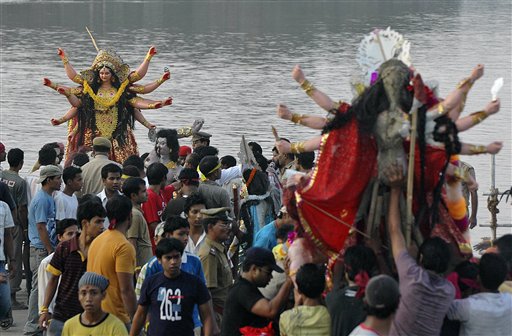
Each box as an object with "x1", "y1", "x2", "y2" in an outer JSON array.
[
  {"x1": 178, "y1": 146, "x2": 192, "y2": 157},
  {"x1": 0, "y1": 142, "x2": 5, "y2": 154}
]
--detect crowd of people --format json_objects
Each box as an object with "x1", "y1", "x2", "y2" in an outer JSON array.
[{"x1": 0, "y1": 122, "x2": 510, "y2": 336}]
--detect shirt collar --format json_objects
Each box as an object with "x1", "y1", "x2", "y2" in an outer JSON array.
[{"x1": 206, "y1": 237, "x2": 225, "y2": 252}]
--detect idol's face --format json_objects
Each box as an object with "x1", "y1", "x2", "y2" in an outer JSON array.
[
  {"x1": 99, "y1": 67, "x2": 112, "y2": 83},
  {"x1": 156, "y1": 137, "x2": 169, "y2": 157}
]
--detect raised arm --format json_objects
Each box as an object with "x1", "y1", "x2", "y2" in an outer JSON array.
[
  {"x1": 128, "y1": 96, "x2": 172, "y2": 110},
  {"x1": 292, "y1": 65, "x2": 337, "y2": 112},
  {"x1": 251, "y1": 277, "x2": 293, "y2": 319},
  {"x1": 275, "y1": 135, "x2": 323, "y2": 154},
  {"x1": 57, "y1": 86, "x2": 82, "y2": 107},
  {"x1": 277, "y1": 104, "x2": 327, "y2": 130},
  {"x1": 128, "y1": 46, "x2": 157, "y2": 83},
  {"x1": 128, "y1": 70, "x2": 170, "y2": 94},
  {"x1": 386, "y1": 164, "x2": 406, "y2": 261},
  {"x1": 132, "y1": 108, "x2": 155, "y2": 130},
  {"x1": 57, "y1": 48, "x2": 83, "y2": 84},
  {"x1": 51, "y1": 107, "x2": 78, "y2": 126},
  {"x1": 455, "y1": 99, "x2": 500, "y2": 132},
  {"x1": 459, "y1": 141, "x2": 503, "y2": 155}
]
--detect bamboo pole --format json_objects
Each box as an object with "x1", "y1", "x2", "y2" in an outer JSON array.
[{"x1": 406, "y1": 108, "x2": 418, "y2": 245}]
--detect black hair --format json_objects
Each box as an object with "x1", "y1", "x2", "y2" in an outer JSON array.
[
  {"x1": 140, "y1": 152, "x2": 149, "y2": 162},
  {"x1": 248, "y1": 141, "x2": 263, "y2": 155},
  {"x1": 79, "y1": 66, "x2": 134, "y2": 148},
  {"x1": 122, "y1": 165, "x2": 141, "y2": 178},
  {"x1": 163, "y1": 216, "x2": 190, "y2": 234},
  {"x1": 72, "y1": 152, "x2": 89, "y2": 167},
  {"x1": 146, "y1": 162, "x2": 168, "y2": 185},
  {"x1": 276, "y1": 224, "x2": 294, "y2": 242},
  {"x1": 495, "y1": 234, "x2": 512, "y2": 270},
  {"x1": 106, "y1": 195, "x2": 132, "y2": 227},
  {"x1": 418, "y1": 237, "x2": 451, "y2": 274},
  {"x1": 296, "y1": 152, "x2": 315, "y2": 170},
  {"x1": 39, "y1": 147, "x2": 57, "y2": 166},
  {"x1": 123, "y1": 155, "x2": 144, "y2": 172},
  {"x1": 155, "y1": 129, "x2": 179, "y2": 162},
  {"x1": 220, "y1": 155, "x2": 237, "y2": 168},
  {"x1": 56, "y1": 218, "x2": 78, "y2": 236},
  {"x1": 101, "y1": 163, "x2": 122, "y2": 179},
  {"x1": 202, "y1": 217, "x2": 221, "y2": 233},
  {"x1": 93, "y1": 145, "x2": 111, "y2": 153},
  {"x1": 77, "y1": 198, "x2": 106, "y2": 224},
  {"x1": 344, "y1": 245, "x2": 377, "y2": 281},
  {"x1": 42, "y1": 142, "x2": 60, "y2": 151},
  {"x1": 122, "y1": 177, "x2": 145, "y2": 199},
  {"x1": 194, "y1": 146, "x2": 219, "y2": 161},
  {"x1": 156, "y1": 237, "x2": 184, "y2": 258},
  {"x1": 198, "y1": 155, "x2": 220, "y2": 179},
  {"x1": 185, "y1": 152, "x2": 201, "y2": 170},
  {"x1": 480, "y1": 253, "x2": 508, "y2": 291},
  {"x1": 243, "y1": 169, "x2": 269, "y2": 196},
  {"x1": 62, "y1": 166, "x2": 82, "y2": 185},
  {"x1": 454, "y1": 260, "x2": 479, "y2": 294},
  {"x1": 184, "y1": 193, "x2": 206, "y2": 215},
  {"x1": 296, "y1": 263, "x2": 326, "y2": 298},
  {"x1": 254, "y1": 153, "x2": 268, "y2": 173},
  {"x1": 7, "y1": 148, "x2": 24, "y2": 167}
]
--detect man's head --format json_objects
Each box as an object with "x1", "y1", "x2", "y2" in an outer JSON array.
[
  {"x1": 62, "y1": 166, "x2": 83, "y2": 192},
  {"x1": 147, "y1": 162, "x2": 168, "y2": 186},
  {"x1": 296, "y1": 263, "x2": 325, "y2": 299},
  {"x1": 0, "y1": 142, "x2": 5, "y2": 162},
  {"x1": 198, "y1": 155, "x2": 222, "y2": 181},
  {"x1": 248, "y1": 141, "x2": 263, "y2": 156},
  {"x1": 106, "y1": 195, "x2": 132, "y2": 230},
  {"x1": 7, "y1": 148, "x2": 24, "y2": 170},
  {"x1": 193, "y1": 146, "x2": 219, "y2": 161},
  {"x1": 191, "y1": 131, "x2": 212, "y2": 149},
  {"x1": 418, "y1": 237, "x2": 451, "y2": 274},
  {"x1": 184, "y1": 153, "x2": 201, "y2": 170},
  {"x1": 178, "y1": 146, "x2": 192, "y2": 166},
  {"x1": 163, "y1": 216, "x2": 190, "y2": 248},
  {"x1": 77, "y1": 198, "x2": 106, "y2": 240},
  {"x1": 363, "y1": 275, "x2": 400, "y2": 319},
  {"x1": 242, "y1": 247, "x2": 284, "y2": 287},
  {"x1": 78, "y1": 272, "x2": 109, "y2": 314},
  {"x1": 72, "y1": 152, "x2": 89, "y2": 167},
  {"x1": 495, "y1": 234, "x2": 512, "y2": 272},
  {"x1": 155, "y1": 129, "x2": 179, "y2": 162},
  {"x1": 123, "y1": 155, "x2": 145, "y2": 178},
  {"x1": 295, "y1": 152, "x2": 315, "y2": 171},
  {"x1": 201, "y1": 207, "x2": 232, "y2": 242},
  {"x1": 122, "y1": 177, "x2": 148, "y2": 205},
  {"x1": 178, "y1": 168, "x2": 200, "y2": 189},
  {"x1": 38, "y1": 165, "x2": 62, "y2": 191},
  {"x1": 184, "y1": 193, "x2": 206, "y2": 228},
  {"x1": 273, "y1": 138, "x2": 294, "y2": 168},
  {"x1": 220, "y1": 155, "x2": 237, "y2": 169},
  {"x1": 479, "y1": 253, "x2": 508, "y2": 291},
  {"x1": 42, "y1": 142, "x2": 64, "y2": 164},
  {"x1": 38, "y1": 147, "x2": 57, "y2": 166},
  {"x1": 101, "y1": 163, "x2": 122, "y2": 193},
  {"x1": 56, "y1": 218, "x2": 79, "y2": 242},
  {"x1": 344, "y1": 245, "x2": 377, "y2": 282},
  {"x1": 92, "y1": 137, "x2": 111, "y2": 155},
  {"x1": 156, "y1": 238, "x2": 184, "y2": 278}
]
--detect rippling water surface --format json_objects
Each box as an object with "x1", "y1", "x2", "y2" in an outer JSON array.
[{"x1": 1, "y1": 0, "x2": 511, "y2": 243}]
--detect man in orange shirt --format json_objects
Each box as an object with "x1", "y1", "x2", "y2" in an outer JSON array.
[{"x1": 87, "y1": 195, "x2": 136, "y2": 329}]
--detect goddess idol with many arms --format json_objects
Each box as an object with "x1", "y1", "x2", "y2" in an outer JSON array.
[{"x1": 43, "y1": 41, "x2": 172, "y2": 164}]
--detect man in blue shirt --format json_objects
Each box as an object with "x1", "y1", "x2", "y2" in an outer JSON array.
[
  {"x1": 253, "y1": 207, "x2": 294, "y2": 250},
  {"x1": 24, "y1": 165, "x2": 62, "y2": 335}
]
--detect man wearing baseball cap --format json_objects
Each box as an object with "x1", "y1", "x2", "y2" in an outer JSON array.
[{"x1": 221, "y1": 247, "x2": 293, "y2": 336}]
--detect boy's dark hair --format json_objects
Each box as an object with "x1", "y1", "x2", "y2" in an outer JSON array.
[
  {"x1": 276, "y1": 224, "x2": 294, "y2": 242},
  {"x1": 163, "y1": 216, "x2": 189, "y2": 234},
  {"x1": 72, "y1": 152, "x2": 89, "y2": 167},
  {"x1": 56, "y1": 218, "x2": 78, "y2": 236},
  {"x1": 122, "y1": 165, "x2": 141, "y2": 178},
  {"x1": 248, "y1": 141, "x2": 263, "y2": 155},
  {"x1": 77, "y1": 198, "x2": 106, "y2": 224},
  {"x1": 495, "y1": 234, "x2": 512, "y2": 269},
  {"x1": 155, "y1": 129, "x2": 179, "y2": 162},
  {"x1": 185, "y1": 152, "x2": 201, "y2": 170},
  {"x1": 106, "y1": 195, "x2": 132, "y2": 228},
  {"x1": 296, "y1": 263, "x2": 326, "y2": 298},
  {"x1": 101, "y1": 163, "x2": 122, "y2": 179},
  {"x1": 297, "y1": 152, "x2": 315, "y2": 170},
  {"x1": 122, "y1": 177, "x2": 145, "y2": 199},
  {"x1": 184, "y1": 193, "x2": 206, "y2": 215},
  {"x1": 147, "y1": 162, "x2": 168, "y2": 185},
  {"x1": 194, "y1": 146, "x2": 219, "y2": 161},
  {"x1": 62, "y1": 166, "x2": 82, "y2": 185},
  {"x1": 220, "y1": 155, "x2": 237, "y2": 168},
  {"x1": 39, "y1": 147, "x2": 57, "y2": 166},
  {"x1": 156, "y1": 238, "x2": 184, "y2": 259},
  {"x1": 479, "y1": 253, "x2": 508, "y2": 291},
  {"x1": 7, "y1": 148, "x2": 24, "y2": 167},
  {"x1": 344, "y1": 245, "x2": 377, "y2": 281},
  {"x1": 418, "y1": 237, "x2": 450, "y2": 274},
  {"x1": 123, "y1": 155, "x2": 144, "y2": 172}
]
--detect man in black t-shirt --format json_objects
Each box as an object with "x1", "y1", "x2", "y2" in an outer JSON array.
[
  {"x1": 221, "y1": 247, "x2": 293, "y2": 336},
  {"x1": 131, "y1": 238, "x2": 215, "y2": 336}
]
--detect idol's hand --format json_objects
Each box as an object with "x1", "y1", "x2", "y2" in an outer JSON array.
[
  {"x1": 43, "y1": 78, "x2": 53, "y2": 87},
  {"x1": 275, "y1": 140, "x2": 291, "y2": 154},
  {"x1": 277, "y1": 104, "x2": 292, "y2": 120},
  {"x1": 484, "y1": 99, "x2": 500, "y2": 116},
  {"x1": 192, "y1": 119, "x2": 204, "y2": 133},
  {"x1": 292, "y1": 65, "x2": 305, "y2": 84},
  {"x1": 486, "y1": 141, "x2": 503, "y2": 154},
  {"x1": 161, "y1": 70, "x2": 171, "y2": 82},
  {"x1": 148, "y1": 46, "x2": 157, "y2": 56},
  {"x1": 470, "y1": 64, "x2": 484, "y2": 82},
  {"x1": 57, "y1": 48, "x2": 66, "y2": 60},
  {"x1": 162, "y1": 97, "x2": 173, "y2": 106}
]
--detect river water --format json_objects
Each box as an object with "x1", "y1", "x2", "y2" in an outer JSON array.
[{"x1": 0, "y1": 0, "x2": 511, "y2": 245}]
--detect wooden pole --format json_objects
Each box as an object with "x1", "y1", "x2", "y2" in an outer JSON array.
[{"x1": 406, "y1": 108, "x2": 418, "y2": 245}]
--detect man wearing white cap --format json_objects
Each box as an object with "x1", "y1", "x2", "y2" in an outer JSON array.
[{"x1": 24, "y1": 165, "x2": 62, "y2": 335}]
